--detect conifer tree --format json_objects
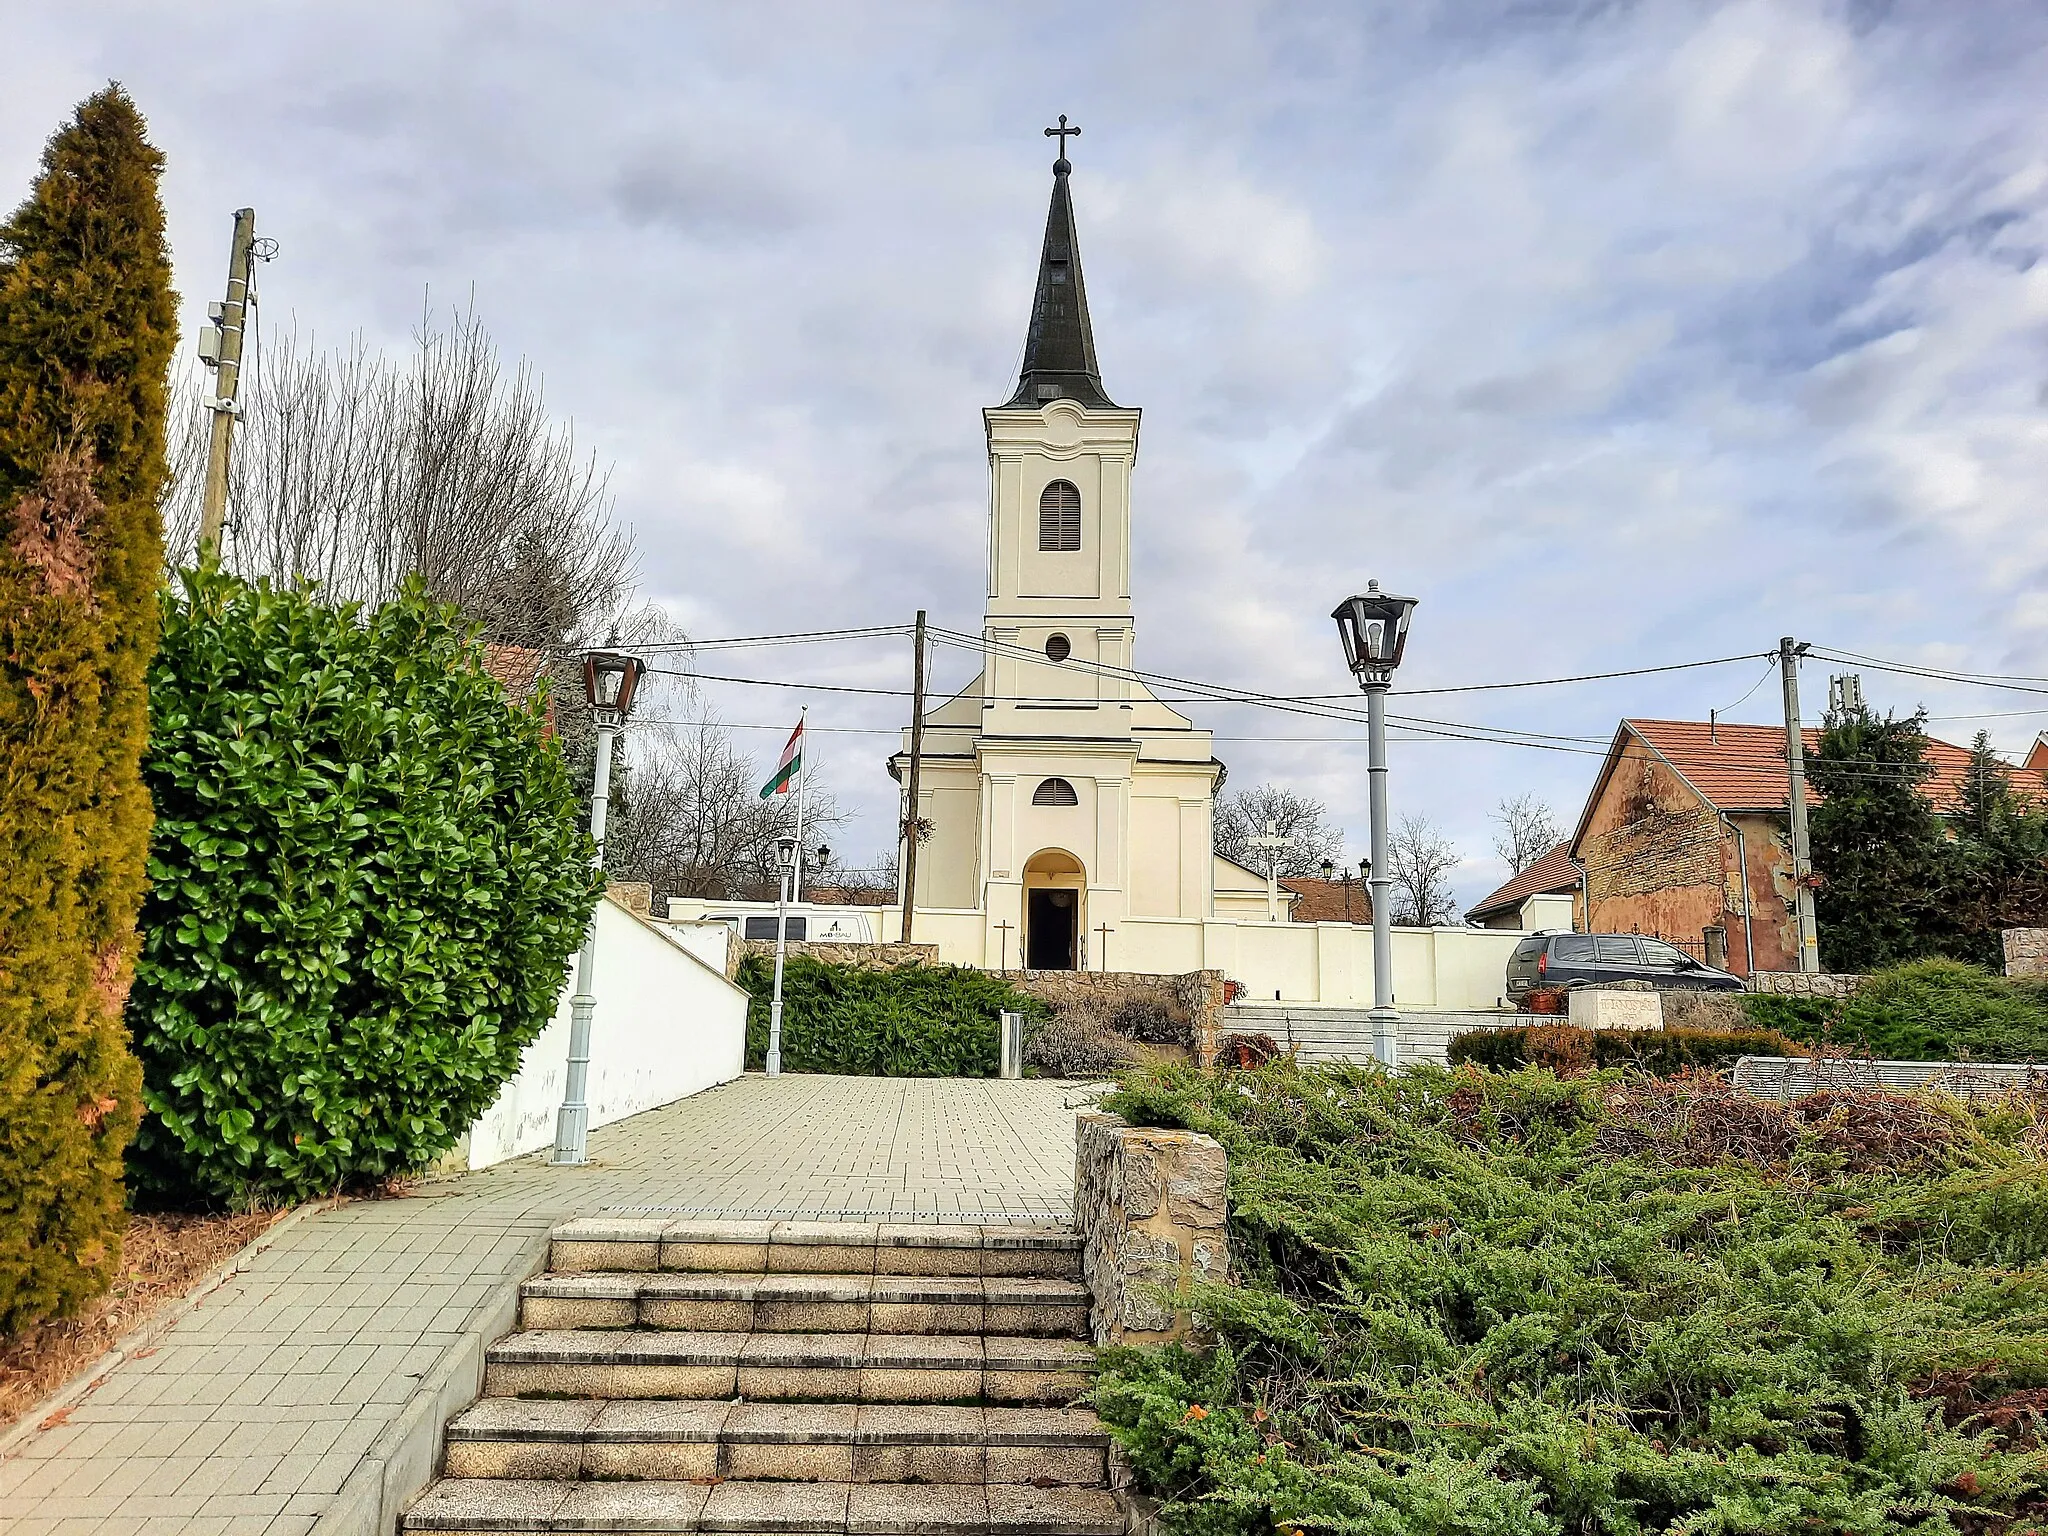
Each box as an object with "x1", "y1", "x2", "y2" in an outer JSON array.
[
  {"x1": 1807, "y1": 703, "x2": 1953, "y2": 972},
  {"x1": 1948, "y1": 731, "x2": 2048, "y2": 960},
  {"x1": 0, "y1": 86, "x2": 173, "y2": 1330}
]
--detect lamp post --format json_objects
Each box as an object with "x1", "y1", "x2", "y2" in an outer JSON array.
[
  {"x1": 551, "y1": 650, "x2": 644, "y2": 1164},
  {"x1": 1332, "y1": 582, "x2": 1419, "y2": 1069},
  {"x1": 766, "y1": 834, "x2": 799, "y2": 1077}
]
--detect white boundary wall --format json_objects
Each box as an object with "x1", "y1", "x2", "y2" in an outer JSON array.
[
  {"x1": 464, "y1": 896, "x2": 748, "y2": 1169},
  {"x1": 669, "y1": 899, "x2": 1524, "y2": 1011}
]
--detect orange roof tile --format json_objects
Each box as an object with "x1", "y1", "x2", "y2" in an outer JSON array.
[
  {"x1": 1614, "y1": 718, "x2": 2043, "y2": 816},
  {"x1": 1466, "y1": 842, "x2": 1578, "y2": 922},
  {"x1": 1278, "y1": 876, "x2": 1373, "y2": 924}
]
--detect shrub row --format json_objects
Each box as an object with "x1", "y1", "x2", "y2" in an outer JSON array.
[
  {"x1": 736, "y1": 956, "x2": 1044, "y2": 1077},
  {"x1": 1743, "y1": 958, "x2": 2048, "y2": 1062},
  {"x1": 1092, "y1": 1059, "x2": 2048, "y2": 1535},
  {"x1": 1449, "y1": 1022, "x2": 1799, "y2": 1075}
]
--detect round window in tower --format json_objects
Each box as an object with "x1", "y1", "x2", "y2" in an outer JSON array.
[{"x1": 1044, "y1": 633, "x2": 1071, "y2": 662}]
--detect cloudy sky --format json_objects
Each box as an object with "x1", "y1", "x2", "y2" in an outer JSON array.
[{"x1": 9, "y1": 1, "x2": 2048, "y2": 908}]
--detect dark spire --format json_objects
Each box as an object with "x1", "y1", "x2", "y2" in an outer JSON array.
[{"x1": 1003, "y1": 137, "x2": 1116, "y2": 410}]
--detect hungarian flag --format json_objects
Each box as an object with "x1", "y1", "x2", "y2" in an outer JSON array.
[{"x1": 759, "y1": 719, "x2": 804, "y2": 798}]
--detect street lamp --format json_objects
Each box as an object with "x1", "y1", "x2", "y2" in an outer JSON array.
[
  {"x1": 1332, "y1": 581, "x2": 1419, "y2": 1069},
  {"x1": 551, "y1": 649, "x2": 645, "y2": 1164},
  {"x1": 766, "y1": 834, "x2": 799, "y2": 1077}
]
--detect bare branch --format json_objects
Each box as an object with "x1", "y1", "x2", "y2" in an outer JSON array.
[
  {"x1": 1389, "y1": 813, "x2": 1460, "y2": 926},
  {"x1": 1214, "y1": 784, "x2": 1345, "y2": 878},
  {"x1": 1490, "y1": 793, "x2": 1563, "y2": 874}
]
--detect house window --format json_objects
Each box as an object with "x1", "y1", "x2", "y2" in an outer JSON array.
[
  {"x1": 1038, "y1": 480, "x2": 1081, "y2": 551},
  {"x1": 1032, "y1": 777, "x2": 1079, "y2": 807}
]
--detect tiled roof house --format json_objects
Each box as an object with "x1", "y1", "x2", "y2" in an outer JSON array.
[{"x1": 1565, "y1": 718, "x2": 2044, "y2": 976}]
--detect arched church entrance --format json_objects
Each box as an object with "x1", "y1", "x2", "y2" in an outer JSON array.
[{"x1": 1022, "y1": 849, "x2": 1085, "y2": 971}]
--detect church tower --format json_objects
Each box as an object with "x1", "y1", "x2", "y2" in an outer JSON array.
[{"x1": 892, "y1": 131, "x2": 1221, "y2": 970}]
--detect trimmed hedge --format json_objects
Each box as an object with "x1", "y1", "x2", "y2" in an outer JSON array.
[
  {"x1": 1745, "y1": 958, "x2": 2048, "y2": 1063},
  {"x1": 1449, "y1": 1022, "x2": 1799, "y2": 1075},
  {"x1": 0, "y1": 89, "x2": 173, "y2": 1333},
  {"x1": 735, "y1": 956, "x2": 1044, "y2": 1077},
  {"x1": 128, "y1": 570, "x2": 597, "y2": 1204}
]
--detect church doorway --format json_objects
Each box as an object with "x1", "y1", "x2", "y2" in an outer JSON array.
[{"x1": 1022, "y1": 849, "x2": 1085, "y2": 971}]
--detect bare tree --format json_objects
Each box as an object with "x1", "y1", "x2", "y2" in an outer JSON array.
[
  {"x1": 1490, "y1": 793, "x2": 1563, "y2": 874},
  {"x1": 605, "y1": 717, "x2": 844, "y2": 904},
  {"x1": 1214, "y1": 784, "x2": 1345, "y2": 877},
  {"x1": 1388, "y1": 813, "x2": 1460, "y2": 926},
  {"x1": 163, "y1": 304, "x2": 634, "y2": 655}
]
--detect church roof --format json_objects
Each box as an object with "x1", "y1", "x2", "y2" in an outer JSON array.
[{"x1": 1002, "y1": 156, "x2": 1117, "y2": 410}]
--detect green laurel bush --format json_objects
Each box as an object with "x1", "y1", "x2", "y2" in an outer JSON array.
[
  {"x1": 1094, "y1": 1060, "x2": 2048, "y2": 1536},
  {"x1": 735, "y1": 955, "x2": 1043, "y2": 1076},
  {"x1": 1447, "y1": 1022, "x2": 1798, "y2": 1075},
  {"x1": 128, "y1": 569, "x2": 597, "y2": 1203}
]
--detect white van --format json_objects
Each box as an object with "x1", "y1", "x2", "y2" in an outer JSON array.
[{"x1": 704, "y1": 905, "x2": 878, "y2": 944}]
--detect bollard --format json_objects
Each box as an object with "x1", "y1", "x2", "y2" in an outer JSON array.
[{"x1": 1000, "y1": 1011, "x2": 1024, "y2": 1080}]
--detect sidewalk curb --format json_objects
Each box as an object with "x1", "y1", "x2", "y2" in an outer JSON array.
[
  {"x1": 0, "y1": 1196, "x2": 340, "y2": 1459},
  {"x1": 312, "y1": 1225, "x2": 553, "y2": 1536}
]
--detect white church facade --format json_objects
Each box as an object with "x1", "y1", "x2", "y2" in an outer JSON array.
[
  {"x1": 667, "y1": 148, "x2": 1522, "y2": 1011},
  {"x1": 885, "y1": 150, "x2": 1277, "y2": 972}
]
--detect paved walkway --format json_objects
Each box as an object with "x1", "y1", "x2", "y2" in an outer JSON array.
[{"x1": 0, "y1": 1075, "x2": 1095, "y2": 1535}]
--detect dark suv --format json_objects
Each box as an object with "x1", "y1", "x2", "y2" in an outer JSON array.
[{"x1": 1504, "y1": 932, "x2": 1744, "y2": 998}]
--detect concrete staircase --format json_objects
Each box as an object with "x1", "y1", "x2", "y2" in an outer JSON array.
[{"x1": 402, "y1": 1218, "x2": 1118, "y2": 1535}]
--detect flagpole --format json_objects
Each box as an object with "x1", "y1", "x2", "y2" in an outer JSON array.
[{"x1": 792, "y1": 709, "x2": 808, "y2": 902}]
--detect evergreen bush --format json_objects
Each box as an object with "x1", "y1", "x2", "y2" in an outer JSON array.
[
  {"x1": 1448, "y1": 1021, "x2": 1798, "y2": 1075},
  {"x1": 1093, "y1": 1060, "x2": 2048, "y2": 1536},
  {"x1": 128, "y1": 570, "x2": 596, "y2": 1203},
  {"x1": 0, "y1": 89, "x2": 173, "y2": 1332},
  {"x1": 734, "y1": 956, "x2": 1042, "y2": 1076},
  {"x1": 1748, "y1": 958, "x2": 2048, "y2": 1063}
]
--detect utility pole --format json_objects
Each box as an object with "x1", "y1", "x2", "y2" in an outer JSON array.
[
  {"x1": 197, "y1": 208, "x2": 258, "y2": 559},
  {"x1": 899, "y1": 610, "x2": 928, "y2": 943},
  {"x1": 1779, "y1": 636, "x2": 1820, "y2": 974}
]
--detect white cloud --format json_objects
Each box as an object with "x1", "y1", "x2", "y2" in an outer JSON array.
[{"x1": 8, "y1": 0, "x2": 2048, "y2": 899}]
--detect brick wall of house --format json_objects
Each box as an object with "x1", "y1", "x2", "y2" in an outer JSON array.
[
  {"x1": 1578, "y1": 756, "x2": 1725, "y2": 947},
  {"x1": 1574, "y1": 752, "x2": 1802, "y2": 976},
  {"x1": 1726, "y1": 812, "x2": 1799, "y2": 975}
]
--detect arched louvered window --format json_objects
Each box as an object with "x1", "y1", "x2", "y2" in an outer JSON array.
[
  {"x1": 1032, "y1": 777, "x2": 1079, "y2": 807},
  {"x1": 1038, "y1": 480, "x2": 1081, "y2": 552}
]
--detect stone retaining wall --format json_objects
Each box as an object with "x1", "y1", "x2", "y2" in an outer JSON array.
[
  {"x1": 2005, "y1": 928, "x2": 2048, "y2": 979},
  {"x1": 1010, "y1": 969, "x2": 1230, "y2": 1063},
  {"x1": 1073, "y1": 1111, "x2": 1228, "y2": 1347},
  {"x1": 1746, "y1": 971, "x2": 1865, "y2": 998},
  {"x1": 727, "y1": 939, "x2": 940, "y2": 979}
]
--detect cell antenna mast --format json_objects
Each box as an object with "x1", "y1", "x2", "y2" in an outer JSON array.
[{"x1": 197, "y1": 207, "x2": 258, "y2": 559}]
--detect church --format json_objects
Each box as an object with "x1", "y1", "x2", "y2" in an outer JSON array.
[{"x1": 886, "y1": 141, "x2": 1279, "y2": 972}]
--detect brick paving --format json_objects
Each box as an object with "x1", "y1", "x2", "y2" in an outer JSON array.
[{"x1": 0, "y1": 1075, "x2": 1092, "y2": 1535}]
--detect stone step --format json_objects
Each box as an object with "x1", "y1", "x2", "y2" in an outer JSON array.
[
  {"x1": 443, "y1": 1401, "x2": 1110, "y2": 1486},
  {"x1": 484, "y1": 1330, "x2": 1095, "y2": 1405},
  {"x1": 520, "y1": 1272, "x2": 1090, "y2": 1338},
  {"x1": 403, "y1": 1478, "x2": 1122, "y2": 1534},
  {"x1": 549, "y1": 1220, "x2": 1081, "y2": 1281}
]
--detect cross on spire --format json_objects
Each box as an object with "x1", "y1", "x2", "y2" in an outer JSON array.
[{"x1": 1044, "y1": 114, "x2": 1080, "y2": 169}]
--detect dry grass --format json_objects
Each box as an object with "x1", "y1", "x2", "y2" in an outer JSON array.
[
  {"x1": 1658, "y1": 989, "x2": 1751, "y2": 1033},
  {"x1": 0, "y1": 1209, "x2": 290, "y2": 1431},
  {"x1": 1587, "y1": 1073, "x2": 1991, "y2": 1173}
]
